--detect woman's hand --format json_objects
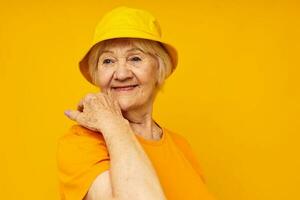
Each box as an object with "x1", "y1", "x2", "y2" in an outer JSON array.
[{"x1": 64, "y1": 91, "x2": 129, "y2": 133}]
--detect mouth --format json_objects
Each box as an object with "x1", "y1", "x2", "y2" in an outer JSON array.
[{"x1": 111, "y1": 84, "x2": 139, "y2": 92}]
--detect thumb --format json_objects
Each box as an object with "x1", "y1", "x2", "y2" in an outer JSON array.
[{"x1": 64, "y1": 109, "x2": 81, "y2": 121}]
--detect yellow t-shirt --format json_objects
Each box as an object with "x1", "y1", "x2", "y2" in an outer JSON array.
[{"x1": 57, "y1": 124, "x2": 216, "y2": 200}]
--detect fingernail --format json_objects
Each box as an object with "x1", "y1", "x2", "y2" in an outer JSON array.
[{"x1": 64, "y1": 110, "x2": 70, "y2": 117}]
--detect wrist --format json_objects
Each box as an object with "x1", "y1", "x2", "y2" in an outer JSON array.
[{"x1": 98, "y1": 117, "x2": 132, "y2": 137}]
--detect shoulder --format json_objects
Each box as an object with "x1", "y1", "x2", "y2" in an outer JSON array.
[
  {"x1": 59, "y1": 124, "x2": 105, "y2": 141},
  {"x1": 164, "y1": 127, "x2": 195, "y2": 157},
  {"x1": 58, "y1": 124, "x2": 107, "y2": 149},
  {"x1": 57, "y1": 123, "x2": 108, "y2": 151},
  {"x1": 57, "y1": 124, "x2": 109, "y2": 172},
  {"x1": 164, "y1": 127, "x2": 206, "y2": 183},
  {"x1": 57, "y1": 124, "x2": 111, "y2": 200},
  {"x1": 164, "y1": 127, "x2": 191, "y2": 147}
]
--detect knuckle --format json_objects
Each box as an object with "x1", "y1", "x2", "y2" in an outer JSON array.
[
  {"x1": 98, "y1": 93, "x2": 106, "y2": 99},
  {"x1": 83, "y1": 94, "x2": 96, "y2": 104},
  {"x1": 85, "y1": 93, "x2": 96, "y2": 100}
]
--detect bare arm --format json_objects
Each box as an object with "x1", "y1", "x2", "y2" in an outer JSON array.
[
  {"x1": 107, "y1": 122, "x2": 166, "y2": 200},
  {"x1": 66, "y1": 93, "x2": 166, "y2": 200},
  {"x1": 86, "y1": 122, "x2": 166, "y2": 200},
  {"x1": 85, "y1": 122, "x2": 166, "y2": 200}
]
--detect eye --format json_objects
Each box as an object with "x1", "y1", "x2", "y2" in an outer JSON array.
[
  {"x1": 102, "y1": 59, "x2": 113, "y2": 64},
  {"x1": 129, "y1": 56, "x2": 142, "y2": 62}
]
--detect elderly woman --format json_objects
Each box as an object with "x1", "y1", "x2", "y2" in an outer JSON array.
[{"x1": 57, "y1": 6, "x2": 216, "y2": 200}]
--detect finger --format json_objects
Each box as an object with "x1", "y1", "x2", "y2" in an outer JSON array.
[
  {"x1": 96, "y1": 92, "x2": 110, "y2": 108},
  {"x1": 107, "y1": 89, "x2": 114, "y2": 101},
  {"x1": 107, "y1": 90, "x2": 118, "y2": 114},
  {"x1": 107, "y1": 89, "x2": 114, "y2": 105},
  {"x1": 114, "y1": 99, "x2": 122, "y2": 115},
  {"x1": 85, "y1": 93, "x2": 96, "y2": 101},
  {"x1": 108, "y1": 88, "x2": 117, "y2": 99},
  {"x1": 83, "y1": 93, "x2": 99, "y2": 112},
  {"x1": 64, "y1": 109, "x2": 82, "y2": 122},
  {"x1": 85, "y1": 93, "x2": 97, "y2": 105},
  {"x1": 108, "y1": 90, "x2": 122, "y2": 115},
  {"x1": 108, "y1": 89, "x2": 118, "y2": 106}
]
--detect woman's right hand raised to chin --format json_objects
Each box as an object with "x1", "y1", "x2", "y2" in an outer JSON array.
[{"x1": 64, "y1": 91, "x2": 130, "y2": 134}]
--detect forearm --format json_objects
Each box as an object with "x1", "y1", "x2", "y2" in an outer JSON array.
[{"x1": 101, "y1": 121, "x2": 166, "y2": 200}]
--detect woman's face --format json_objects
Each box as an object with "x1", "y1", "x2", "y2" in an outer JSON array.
[{"x1": 94, "y1": 40, "x2": 159, "y2": 112}]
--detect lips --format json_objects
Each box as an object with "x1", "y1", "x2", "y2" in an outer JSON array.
[{"x1": 112, "y1": 84, "x2": 138, "y2": 91}]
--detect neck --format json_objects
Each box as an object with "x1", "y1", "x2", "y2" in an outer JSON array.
[{"x1": 122, "y1": 104, "x2": 162, "y2": 141}]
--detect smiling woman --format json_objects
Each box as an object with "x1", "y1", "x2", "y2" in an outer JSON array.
[
  {"x1": 88, "y1": 38, "x2": 173, "y2": 90},
  {"x1": 57, "y1": 6, "x2": 216, "y2": 200},
  {"x1": 87, "y1": 38, "x2": 171, "y2": 112}
]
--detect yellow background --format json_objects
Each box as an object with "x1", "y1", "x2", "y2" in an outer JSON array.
[{"x1": 1, "y1": 0, "x2": 299, "y2": 199}]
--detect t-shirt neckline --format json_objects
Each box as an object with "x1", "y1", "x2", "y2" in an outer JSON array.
[{"x1": 135, "y1": 126, "x2": 166, "y2": 146}]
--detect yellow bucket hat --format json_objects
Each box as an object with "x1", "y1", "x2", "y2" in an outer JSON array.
[{"x1": 79, "y1": 6, "x2": 178, "y2": 85}]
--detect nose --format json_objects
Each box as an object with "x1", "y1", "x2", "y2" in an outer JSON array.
[{"x1": 113, "y1": 61, "x2": 134, "y2": 81}]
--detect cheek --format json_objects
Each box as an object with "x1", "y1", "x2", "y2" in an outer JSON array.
[
  {"x1": 136, "y1": 64, "x2": 159, "y2": 86},
  {"x1": 135, "y1": 70, "x2": 158, "y2": 99},
  {"x1": 96, "y1": 69, "x2": 113, "y2": 89}
]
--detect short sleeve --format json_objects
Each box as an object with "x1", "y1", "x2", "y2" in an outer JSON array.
[
  {"x1": 170, "y1": 132, "x2": 206, "y2": 183},
  {"x1": 57, "y1": 124, "x2": 110, "y2": 200}
]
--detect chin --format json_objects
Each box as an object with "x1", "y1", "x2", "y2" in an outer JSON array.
[{"x1": 117, "y1": 97, "x2": 139, "y2": 111}]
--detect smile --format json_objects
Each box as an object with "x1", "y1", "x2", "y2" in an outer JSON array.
[{"x1": 112, "y1": 85, "x2": 138, "y2": 92}]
